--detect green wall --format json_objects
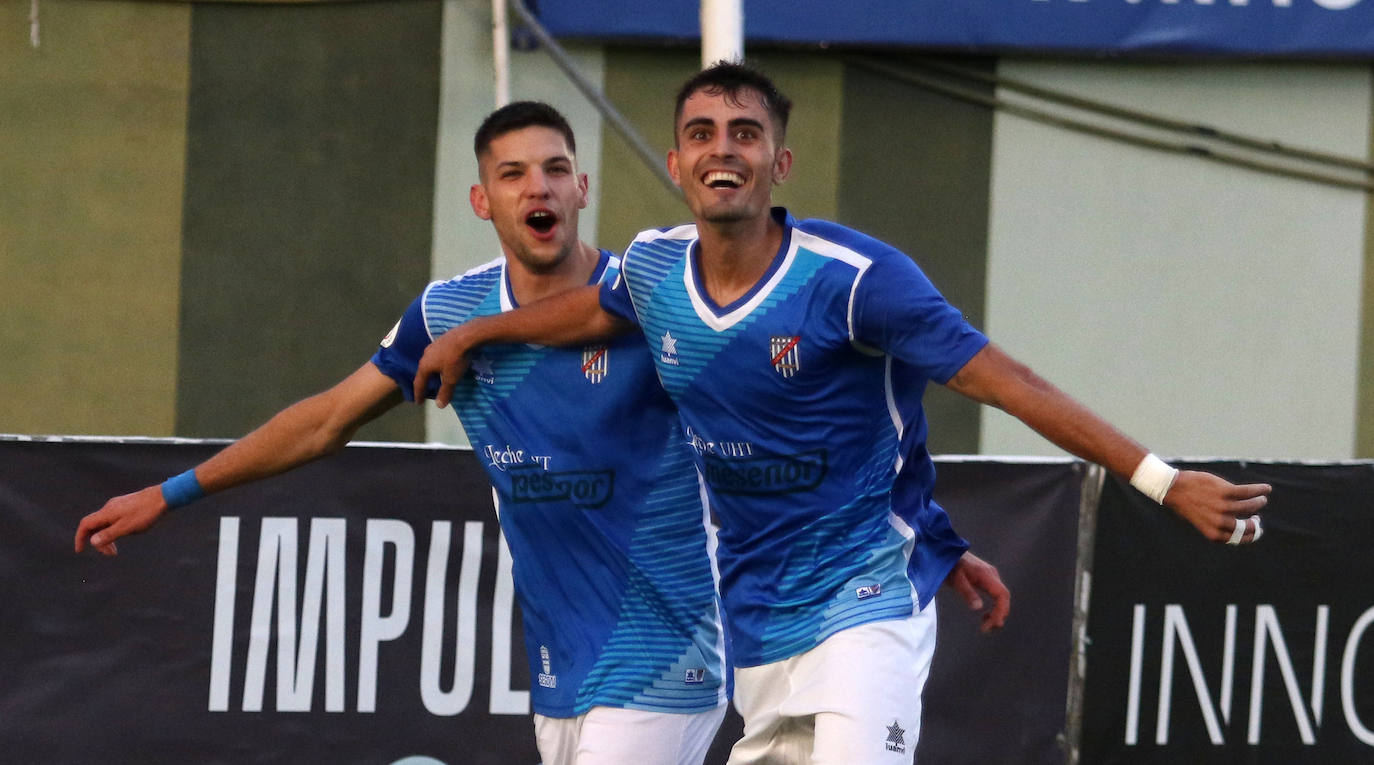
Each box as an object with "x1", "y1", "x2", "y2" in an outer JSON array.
[
  {"x1": 175, "y1": 1, "x2": 440, "y2": 440},
  {"x1": 837, "y1": 58, "x2": 996, "y2": 454},
  {"x1": 0, "y1": 1, "x2": 190, "y2": 436}
]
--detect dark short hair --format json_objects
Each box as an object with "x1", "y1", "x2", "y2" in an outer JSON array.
[
  {"x1": 674, "y1": 61, "x2": 792, "y2": 143},
  {"x1": 473, "y1": 101, "x2": 576, "y2": 158}
]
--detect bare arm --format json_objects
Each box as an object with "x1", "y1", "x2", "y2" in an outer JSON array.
[
  {"x1": 75, "y1": 363, "x2": 403, "y2": 555},
  {"x1": 413, "y1": 284, "x2": 633, "y2": 407},
  {"x1": 942, "y1": 551, "x2": 1011, "y2": 634},
  {"x1": 945, "y1": 343, "x2": 1270, "y2": 543}
]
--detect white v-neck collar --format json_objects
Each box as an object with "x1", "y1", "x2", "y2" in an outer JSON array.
[{"x1": 683, "y1": 213, "x2": 797, "y2": 332}]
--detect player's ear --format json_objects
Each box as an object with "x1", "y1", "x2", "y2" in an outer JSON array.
[
  {"x1": 577, "y1": 172, "x2": 590, "y2": 209},
  {"x1": 667, "y1": 149, "x2": 683, "y2": 188},
  {"x1": 772, "y1": 147, "x2": 793, "y2": 185},
  {"x1": 470, "y1": 183, "x2": 492, "y2": 220}
]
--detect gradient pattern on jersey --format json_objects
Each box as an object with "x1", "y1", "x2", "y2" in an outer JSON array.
[
  {"x1": 372, "y1": 251, "x2": 723, "y2": 717},
  {"x1": 602, "y1": 210, "x2": 986, "y2": 666}
]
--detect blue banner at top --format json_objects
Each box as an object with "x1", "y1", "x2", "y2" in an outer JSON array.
[{"x1": 534, "y1": 0, "x2": 1374, "y2": 58}]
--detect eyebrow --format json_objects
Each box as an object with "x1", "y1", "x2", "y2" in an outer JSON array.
[
  {"x1": 493, "y1": 155, "x2": 572, "y2": 171},
  {"x1": 681, "y1": 116, "x2": 766, "y2": 133}
]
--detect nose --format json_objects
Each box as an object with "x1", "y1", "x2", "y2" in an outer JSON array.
[{"x1": 523, "y1": 168, "x2": 552, "y2": 198}]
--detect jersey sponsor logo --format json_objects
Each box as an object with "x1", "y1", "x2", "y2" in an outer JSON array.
[
  {"x1": 483, "y1": 444, "x2": 551, "y2": 472},
  {"x1": 856, "y1": 583, "x2": 883, "y2": 600},
  {"x1": 380, "y1": 319, "x2": 401, "y2": 349},
  {"x1": 701, "y1": 449, "x2": 827, "y2": 495},
  {"x1": 581, "y1": 345, "x2": 608, "y2": 383},
  {"x1": 769, "y1": 335, "x2": 801, "y2": 378},
  {"x1": 660, "y1": 330, "x2": 680, "y2": 365},
  {"x1": 885, "y1": 720, "x2": 907, "y2": 754},
  {"x1": 507, "y1": 465, "x2": 615, "y2": 509},
  {"x1": 470, "y1": 355, "x2": 496, "y2": 385},
  {"x1": 684, "y1": 426, "x2": 754, "y2": 458},
  {"x1": 538, "y1": 645, "x2": 557, "y2": 689},
  {"x1": 684, "y1": 668, "x2": 706, "y2": 684}
]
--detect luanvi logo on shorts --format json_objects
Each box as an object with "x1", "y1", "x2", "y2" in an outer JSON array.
[{"x1": 885, "y1": 720, "x2": 907, "y2": 754}]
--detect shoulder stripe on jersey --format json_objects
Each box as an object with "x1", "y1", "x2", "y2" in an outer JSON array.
[
  {"x1": 788, "y1": 228, "x2": 875, "y2": 348},
  {"x1": 631, "y1": 223, "x2": 697, "y2": 245}
]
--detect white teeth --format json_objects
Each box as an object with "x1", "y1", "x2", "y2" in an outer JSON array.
[
  {"x1": 528, "y1": 211, "x2": 552, "y2": 219},
  {"x1": 704, "y1": 171, "x2": 744, "y2": 187}
]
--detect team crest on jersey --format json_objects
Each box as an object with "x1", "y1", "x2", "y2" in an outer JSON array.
[
  {"x1": 769, "y1": 335, "x2": 801, "y2": 377},
  {"x1": 470, "y1": 355, "x2": 496, "y2": 385},
  {"x1": 684, "y1": 668, "x2": 706, "y2": 684},
  {"x1": 581, "y1": 345, "x2": 608, "y2": 383},
  {"x1": 661, "y1": 330, "x2": 681, "y2": 365}
]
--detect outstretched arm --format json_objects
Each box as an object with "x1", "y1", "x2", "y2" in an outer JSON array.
[
  {"x1": 413, "y1": 284, "x2": 633, "y2": 407},
  {"x1": 74, "y1": 363, "x2": 402, "y2": 555},
  {"x1": 944, "y1": 343, "x2": 1270, "y2": 543}
]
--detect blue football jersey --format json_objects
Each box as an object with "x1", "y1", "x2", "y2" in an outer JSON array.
[
  {"x1": 372, "y1": 250, "x2": 724, "y2": 717},
  {"x1": 600, "y1": 209, "x2": 986, "y2": 667}
]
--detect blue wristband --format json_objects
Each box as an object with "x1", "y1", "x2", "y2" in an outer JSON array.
[{"x1": 161, "y1": 469, "x2": 206, "y2": 509}]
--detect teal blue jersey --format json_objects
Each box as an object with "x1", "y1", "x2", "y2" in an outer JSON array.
[
  {"x1": 372, "y1": 251, "x2": 724, "y2": 717},
  {"x1": 600, "y1": 210, "x2": 985, "y2": 667}
]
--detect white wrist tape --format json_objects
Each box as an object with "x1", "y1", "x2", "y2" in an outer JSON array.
[{"x1": 1130, "y1": 453, "x2": 1179, "y2": 505}]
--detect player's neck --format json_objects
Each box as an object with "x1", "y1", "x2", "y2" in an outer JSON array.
[
  {"x1": 506, "y1": 240, "x2": 601, "y2": 306},
  {"x1": 694, "y1": 214, "x2": 783, "y2": 307}
]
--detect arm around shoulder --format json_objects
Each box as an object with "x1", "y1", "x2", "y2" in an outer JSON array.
[{"x1": 414, "y1": 284, "x2": 632, "y2": 407}]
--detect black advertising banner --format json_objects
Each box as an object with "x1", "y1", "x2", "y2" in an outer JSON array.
[
  {"x1": 923, "y1": 459, "x2": 1085, "y2": 765},
  {"x1": 2, "y1": 439, "x2": 1089, "y2": 764},
  {"x1": 1, "y1": 438, "x2": 537, "y2": 765},
  {"x1": 1083, "y1": 461, "x2": 1374, "y2": 764}
]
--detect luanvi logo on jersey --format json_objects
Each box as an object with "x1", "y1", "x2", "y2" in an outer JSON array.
[
  {"x1": 581, "y1": 345, "x2": 608, "y2": 383},
  {"x1": 856, "y1": 583, "x2": 883, "y2": 600},
  {"x1": 684, "y1": 668, "x2": 706, "y2": 684},
  {"x1": 769, "y1": 335, "x2": 801, "y2": 377},
  {"x1": 507, "y1": 465, "x2": 614, "y2": 508},
  {"x1": 660, "y1": 330, "x2": 680, "y2": 365},
  {"x1": 470, "y1": 356, "x2": 496, "y2": 385},
  {"x1": 702, "y1": 449, "x2": 827, "y2": 495},
  {"x1": 885, "y1": 720, "x2": 907, "y2": 754},
  {"x1": 538, "y1": 645, "x2": 557, "y2": 689}
]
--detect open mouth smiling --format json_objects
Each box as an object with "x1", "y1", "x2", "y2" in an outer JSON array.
[{"x1": 703, "y1": 170, "x2": 745, "y2": 189}]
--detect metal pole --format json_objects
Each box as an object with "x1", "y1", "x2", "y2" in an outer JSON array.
[
  {"x1": 492, "y1": 0, "x2": 510, "y2": 107},
  {"x1": 506, "y1": 0, "x2": 681, "y2": 196},
  {"x1": 699, "y1": 0, "x2": 743, "y2": 68}
]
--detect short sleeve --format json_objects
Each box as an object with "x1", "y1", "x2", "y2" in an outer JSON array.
[
  {"x1": 369, "y1": 293, "x2": 437, "y2": 402},
  {"x1": 851, "y1": 253, "x2": 988, "y2": 385},
  {"x1": 599, "y1": 268, "x2": 640, "y2": 326}
]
